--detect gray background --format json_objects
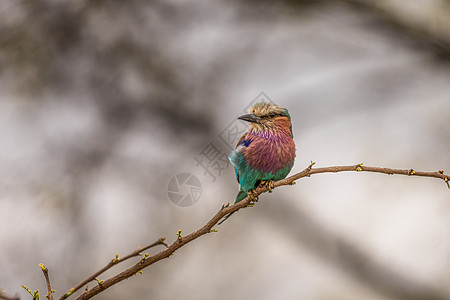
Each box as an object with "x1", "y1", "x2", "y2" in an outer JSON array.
[{"x1": 1, "y1": 1, "x2": 449, "y2": 299}]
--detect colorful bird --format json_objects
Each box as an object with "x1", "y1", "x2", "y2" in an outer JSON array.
[{"x1": 219, "y1": 102, "x2": 295, "y2": 224}]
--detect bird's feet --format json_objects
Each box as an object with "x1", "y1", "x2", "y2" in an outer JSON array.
[
  {"x1": 259, "y1": 180, "x2": 275, "y2": 193},
  {"x1": 248, "y1": 190, "x2": 259, "y2": 203}
]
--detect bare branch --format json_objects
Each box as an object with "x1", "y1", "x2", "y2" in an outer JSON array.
[
  {"x1": 40, "y1": 264, "x2": 53, "y2": 300},
  {"x1": 279, "y1": 163, "x2": 450, "y2": 189},
  {"x1": 70, "y1": 163, "x2": 449, "y2": 300},
  {"x1": 59, "y1": 238, "x2": 168, "y2": 300}
]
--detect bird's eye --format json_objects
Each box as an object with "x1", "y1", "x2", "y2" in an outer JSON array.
[{"x1": 270, "y1": 113, "x2": 276, "y2": 117}]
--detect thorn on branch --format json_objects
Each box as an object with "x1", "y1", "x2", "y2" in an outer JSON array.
[
  {"x1": 141, "y1": 253, "x2": 150, "y2": 263},
  {"x1": 112, "y1": 254, "x2": 120, "y2": 264},
  {"x1": 356, "y1": 163, "x2": 364, "y2": 172},
  {"x1": 65, "y1": 288, "x2": 75, "y2": 297},
  {"x1": 160, "y1": 237, "x2": 169, "y2": 248}
]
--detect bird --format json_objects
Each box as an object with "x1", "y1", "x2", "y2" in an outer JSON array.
[{"x1": 219, "y1": 101, "x2": 296, "y2": 224}]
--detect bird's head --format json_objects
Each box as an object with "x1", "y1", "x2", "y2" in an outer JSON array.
[{"x1": 238, "y1": 102, "x2": 293, "y2": 136}]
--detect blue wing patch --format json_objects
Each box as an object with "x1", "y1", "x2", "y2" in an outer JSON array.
[{"x1": 240, "y1": 138, "x2": 252, "y2": 147}]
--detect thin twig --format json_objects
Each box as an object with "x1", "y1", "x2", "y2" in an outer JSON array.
[
  {"x1": 279, "y1": 163, "x2": 450, "y2": 189},
  {"x1": 40, "y1": 264, "x2": 53, "y2": 300},
  {"x1": 71, "y1": 163, "x2": 449, "y2": 300},
  {"x1": 58, "y1": 238, "x2": 168, "y2": 300}
]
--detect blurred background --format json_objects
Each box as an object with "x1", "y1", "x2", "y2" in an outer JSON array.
[{"x1": 0, "y1": 0, "x2": 449, "y2": 299}]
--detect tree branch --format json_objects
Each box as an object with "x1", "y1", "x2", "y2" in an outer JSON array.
[
  {"x1": 279, "y1": 163, "x2": 450, "y2": 189},
  {"x1": 59, "y1": 238, "x2": 168, "y2": 300},
  {"x1": 68, "y1": 163, "x2": 448, "y2": 300},
  {"x1": 40, "y1": 264, "x2": 53, "y2": 300}
]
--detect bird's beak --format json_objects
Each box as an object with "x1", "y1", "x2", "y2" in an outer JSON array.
[{"x1": 238, "y1": 113, "x2": 261, "y2": 123}]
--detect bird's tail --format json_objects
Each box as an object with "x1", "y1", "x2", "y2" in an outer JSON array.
[
  {"x1": 218, "y1": 189, "x2": 247, "y2": 225},
  {"x1": 235, "y1": 189, "x2": 247, "y2": 203},
  {"x1": 218, "y1": 211, "x2": 236, "y2": 225}
]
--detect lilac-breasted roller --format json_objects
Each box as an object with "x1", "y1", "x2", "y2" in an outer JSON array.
[
  {"x1": 231, "y1": 101, "x2": 296, "y2": 201},
  {"x1": 219, "y1": 102, "x2": 295, "y2": 224}
]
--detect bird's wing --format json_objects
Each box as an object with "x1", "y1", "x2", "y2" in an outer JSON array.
[
  {"x1": 234, "y1": 166, "x2": 239, "y2": 184},
  {"x1": 236, "y1": 132, "x2": 247, "y2": 149},
  {"x1": 232, "y1": 132, "x2": 247, "y2": 184}
]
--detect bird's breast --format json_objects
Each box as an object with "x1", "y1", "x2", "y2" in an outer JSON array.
[{"x1": 243, "y1": 131, "x2": 295, "y2": 173}]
